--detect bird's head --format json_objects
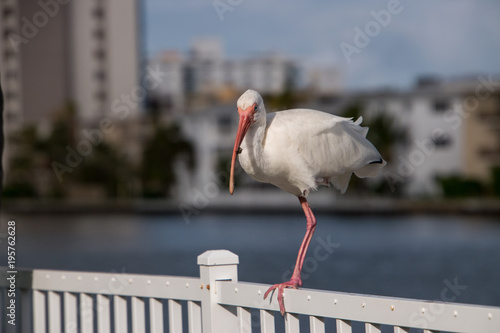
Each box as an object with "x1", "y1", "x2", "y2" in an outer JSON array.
[
  {"x1": 236, "y1": 89, "x2": 265, "y2": 119},
  {"x1": 229, "y1": 89, "x2": 265, "y2": 195}
]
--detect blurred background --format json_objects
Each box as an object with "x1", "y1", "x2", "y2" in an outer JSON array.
[{"x1": 1, "y1": 0, "x2": 500, "y2": 315}]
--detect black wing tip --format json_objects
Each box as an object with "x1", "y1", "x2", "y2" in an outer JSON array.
[{"x1": 369, "y1": 158, "x2": 384, "y2": 164}]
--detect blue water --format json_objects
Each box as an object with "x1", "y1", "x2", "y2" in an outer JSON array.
[{"x1": 6, "y1": 213, "x2": 500, "y2": 308}]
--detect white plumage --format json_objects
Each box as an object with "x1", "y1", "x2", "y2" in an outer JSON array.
[{"x1": 231, "y1": 89, "x2": 386, "y2": 197}]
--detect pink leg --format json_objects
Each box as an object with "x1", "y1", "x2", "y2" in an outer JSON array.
[{"x1": 264, "y1": 196, "x2": 317, "y2": 315}]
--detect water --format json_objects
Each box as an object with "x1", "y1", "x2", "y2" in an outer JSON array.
[{"x1": 5, "y1": 213, "x2": 500, "y2": 308}]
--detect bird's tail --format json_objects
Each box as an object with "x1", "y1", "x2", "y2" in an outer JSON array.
[{"x1": 354, "y1": 158, "x2": 387, "y2": 178}]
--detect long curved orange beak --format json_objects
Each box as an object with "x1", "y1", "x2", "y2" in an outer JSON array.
[{"x1": 229, "y1": 104, "x2": 256, "y2": 194}]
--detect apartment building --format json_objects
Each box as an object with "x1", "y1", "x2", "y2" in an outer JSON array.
[
  {"x1": 0, "y1": 0, "x2": 142, "y2": 173},
  {"x1": 149, "y1": 39, "x2": 301, "y2": 112},
  {"x1": 362, "y1": 75, "x2": 500, "y2": 196}
]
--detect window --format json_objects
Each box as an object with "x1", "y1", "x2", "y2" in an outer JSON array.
[
  {"x1": 95, "y1": 90, "x2": 107, "y2": 102},
  {"x1": 94, "y1": 49, "x2": 106, "y2": 60},
  {"x1": 4, "y1": 48, "x2": 15, "y2": 59},
  {"x1": 94, "y1": 70, "x2": 106, "y2": 81},
  {"x1": 218, "y1": 115, "x2": 232, "y2": 127},
  {"x1": 217, "y1": 114, "x2": 236, "y2": 134},
  {"x1": 4, "y1": 29, "x2": 13, "y2": 40},
  {"x1": 93, "y1": 7, "x2": 104, "y2": 19},
  {"x1": 432, "y1": 131, "x2": 451, "y2": 147},
  {"x1": 402, "y1": 98, "x2": 412, "y2": 111},
  {"x1": 5, "y1": 70, "x2": 17, "y2": 80},
  {"x1": 6, "y1": 111, "x2": 17, "y2": 122},
  {"x1": 3, "y1": 7, "x2": 14, "y2": 18},
  {"x1": 93, "y1": 28, "x2": 105, "y2": 40},
  {"x1": 433, "y1": 99, "x2": 449, "y2": 112}
]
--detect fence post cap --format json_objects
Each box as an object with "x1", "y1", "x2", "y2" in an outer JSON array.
[{"x1": 197, "y1": 250, "x2": 239, "y2": 266}]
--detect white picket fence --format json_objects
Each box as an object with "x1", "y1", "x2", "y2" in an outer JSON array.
[{"x1": 1, "y1": 250, "x2": 499, "y2": 333}]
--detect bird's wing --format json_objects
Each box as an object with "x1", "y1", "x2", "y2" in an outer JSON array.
[{"x1": 266, "y1": 109, "x2": 384, "y2": 192}]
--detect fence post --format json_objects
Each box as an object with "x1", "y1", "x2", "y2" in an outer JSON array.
[{"x1": 198, "y1": 250, "x2": 239, "y2": 333}]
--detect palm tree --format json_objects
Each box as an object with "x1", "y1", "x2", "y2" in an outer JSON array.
[{"x1": 141, "y1": 123, "x2": 194, "y2": 198}]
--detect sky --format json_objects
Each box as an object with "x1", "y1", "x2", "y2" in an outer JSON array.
[{"x1": 144, "y1": 0, "x2": 500, "y2": 90}]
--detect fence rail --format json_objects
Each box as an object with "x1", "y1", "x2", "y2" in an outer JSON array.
[{"x1": 1, "y1": 249, "x2": 499, "y2": 333}]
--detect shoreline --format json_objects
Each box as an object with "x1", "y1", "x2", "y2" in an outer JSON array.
[{"x1": 3, "y1": 198, "x2": 500, "y2": 217}]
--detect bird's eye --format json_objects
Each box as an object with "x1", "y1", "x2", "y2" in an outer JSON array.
[{"x1": 254, "y1": 105, "x2": 258, "y2": 111}]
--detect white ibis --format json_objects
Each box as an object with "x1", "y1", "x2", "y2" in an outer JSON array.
[{"x1": 229, "y1": 89, "x2": 386, "y2": 315}]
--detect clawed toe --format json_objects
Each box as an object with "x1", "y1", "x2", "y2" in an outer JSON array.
[{"x1": 263, "y1": 280, "x2": 299, "y2": 316}]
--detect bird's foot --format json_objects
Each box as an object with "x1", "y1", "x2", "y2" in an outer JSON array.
[{"x1": 263, "y1": 278, "x2": 301, "y2": 316}]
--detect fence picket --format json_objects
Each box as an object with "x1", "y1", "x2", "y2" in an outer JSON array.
[
  {"x1": 188, "y1": 300, "x2": 202, "y2": 333},
  {"x1": 365, "y1": 323, "x2": 381, "y2": 333},
  {"x1": 260, "y1": 309, "x2": 275, "y2": 333},
  {"x1": 97, "y1": 294, "x2": 111, "y2": 333},
  {"x1": 33, "y1": 290, "x2": 46, "y2": 333},
  {"x1": 149, "y1": 298, "x2": 164, "y2": 333},
  {"x1": 285, "y1": 313, "x2": 300, "y2": 333},
  {"x1": 168, "y1": 299, "x2": 183, "y2": 333},
  {"x1": 310, "y1": 316, "x2": 325, "y2": 333},
  {"x1": 113, "y1": 295, "x2": 128, "y2": 333},
  {"x1": 237, "y1": 307, "x2": 252, "y2": 333},
  {"x1": 131, "y1": 297, "x2": 145, "y2": 333},
  {"x1": 336, "y1": 319, "x2": 352, "y2": 333},
  {"x1": 80, "y1": 293, "x2": 94, "y2": 333},
  {"x1": 63, "y1": 292, "x2": 77, "y2": 333},
  {"x1": 48, "y1": 291, "x2": 61, "y2": 333}
]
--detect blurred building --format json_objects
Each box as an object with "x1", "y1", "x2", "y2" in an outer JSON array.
[
  {"x1": 179, "y1": 104, "x2": 235, "y2": 200},
  {"x1": 0, "y1": 0, "x2": 142, "y2": 180},
  {"x1": 361, "y1": 75, "x2": 500, "y2": 196},
  {"x1": 309, "y1": 67, "x2": 343, "y2": 96},
  {"x1": 0, "y1": 0, "x2": 141, "y2": 126},
  {"x1": 462, "y1": 88, "x2": 500, "y2": 182},
  {"x1": 149, "y1": 39, "x2": 302, "y2": 113}
]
